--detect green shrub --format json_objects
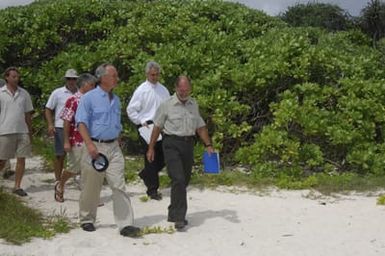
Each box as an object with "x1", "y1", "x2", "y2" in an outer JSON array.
[{"x1": 1, "y1": 0, "x2": 385, "y2": 176}]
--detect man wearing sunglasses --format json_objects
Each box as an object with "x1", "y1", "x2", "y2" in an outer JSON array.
[{"x1": 45, "y1": 69, "x2": 78, "y2": 189}]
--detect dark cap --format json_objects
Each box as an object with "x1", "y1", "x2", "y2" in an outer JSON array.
[{"x1": 92, "y1": 153, "x2": 109, "y2": 172}]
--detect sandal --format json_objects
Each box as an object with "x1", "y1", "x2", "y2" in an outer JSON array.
[{"x1": 54, "y1": 182, "x2": 64, "y2": 203}]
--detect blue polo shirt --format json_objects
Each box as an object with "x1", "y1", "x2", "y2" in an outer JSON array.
[{"x1": 75, "y1": 86, "x2": 122, "y2": 140}]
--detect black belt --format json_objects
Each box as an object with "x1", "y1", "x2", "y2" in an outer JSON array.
[
  {"x1": 91, "y1": 137, "x2": 116, "y2": 143},
  {"x1": 136, "y1": 120, "x2": 154, "y2": 129},
  {"x1": 163, "y1": 134, "x2": 195, "y2": 142}
]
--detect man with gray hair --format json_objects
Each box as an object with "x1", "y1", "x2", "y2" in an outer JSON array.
[
  {"x1": 54, "y1": 73, "x2": 96, "y2": 202},
  {"x1": 76, "y1": 64, "x2": 140, "y2": 237},
  {"x1": 127, "y1": 61, "x2": 170, "y2": 200}
]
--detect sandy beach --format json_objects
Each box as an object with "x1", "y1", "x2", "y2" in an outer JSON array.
[{"x1": 1, "y1": 156, "x2": 385, "y2": 256}]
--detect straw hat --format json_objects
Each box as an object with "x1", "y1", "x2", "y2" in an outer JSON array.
[{"x1": 64, "y1": 69, "x2": 79, "y2": 78}]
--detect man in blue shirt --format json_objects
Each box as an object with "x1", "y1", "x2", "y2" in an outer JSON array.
[{"x1": 75, "y1": 63, "x2": 140, "y2": 237}]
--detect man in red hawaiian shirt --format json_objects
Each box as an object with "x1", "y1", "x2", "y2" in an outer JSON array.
[{"x1": 55, "y1": 73, "x2": 96, "y2": 202}]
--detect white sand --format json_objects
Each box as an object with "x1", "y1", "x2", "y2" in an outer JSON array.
[{"x1": 1, "y1": 156, "x2": 385, "y2": 256}]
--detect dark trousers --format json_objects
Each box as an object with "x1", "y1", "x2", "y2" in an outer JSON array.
[
  {"x1": 139, "y1": 137, "x2": 165, "y2": 196},
  {"x1": 162, "y1": 135, "x2": 194, "y2": 222}
]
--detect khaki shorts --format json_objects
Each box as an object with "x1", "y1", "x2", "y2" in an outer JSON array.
[
  {"x1": 66, "y1": 146, "x2": 83, "y2": 174},
  {"x1": 0, "y1": 134, "x2": 31, "y2": 159}
]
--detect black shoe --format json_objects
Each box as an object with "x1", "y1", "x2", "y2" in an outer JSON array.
[
  {"x1": 81, "y1": 223, "x2": 96, "y2": 232},
  {"x1": 168, "y1": 218, "x2": 188, "y2": 226},
  {"x1": 13, "y1": 188, "x2": 27, "y2": 197},
  {"x1": 149, "y1": 192, "x2": 162, "y2": 200},
  {"x1": 174, "y1": 221, "x2": 186, "y2": 231},
  {"x1": 3, "y1": 170, "x2": 15, "y2": 179},
  {"x1": 120, "y1": 226, "x2": 141, "y2": 237}
]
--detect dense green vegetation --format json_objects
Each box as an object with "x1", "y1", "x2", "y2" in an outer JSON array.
[
  {"x1": 280, "y1": 2, "x2": 354, "y2": 31},
  {"x1": 359, "y1": 0, "x2": 385, "y2": 42},
  {"x1": 1, "y1": 0, "x2": 385, "y2": 180},
  {"x1": 280, "y1": 1, "x2": 385, "y2": 43}
]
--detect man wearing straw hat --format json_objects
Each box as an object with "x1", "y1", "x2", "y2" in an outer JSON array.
[{"x1": 45, "y1": 68, "x2": 78, "y2": 190}]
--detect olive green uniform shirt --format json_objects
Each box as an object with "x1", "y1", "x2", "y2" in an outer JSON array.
[{"x1": 154, "y1": 93, "x2": 205, "y2": 136}]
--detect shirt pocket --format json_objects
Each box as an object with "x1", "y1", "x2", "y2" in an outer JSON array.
[
  {"x1": 168, "y1": 110, "x2": 184, "y2": 132},
  {"x1": 185, "y1": 111, "x2": 197, "y2": 131},
  {"x1": 93, "y1": 107, "x2": 109, "y2": 125}
]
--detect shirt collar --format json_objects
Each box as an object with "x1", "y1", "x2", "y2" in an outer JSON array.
[
  {"x1": 64, "y1": 85, "x2": 76, "y2": 94},
  {"x1": 146, "y1": 80, "x2": 158, "y2": 88},
  {"x1": 171, "y1": 93, "x2": 192, "y2": 105},
  {"x1": 1, "y1": 85, "x2": 20, "y2": 95},
  {"x1": 95, "y1": 85, "x2": 113, "y2": 99}
]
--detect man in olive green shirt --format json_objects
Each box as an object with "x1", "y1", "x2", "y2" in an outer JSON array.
[{"x1": 146, "y1": 75, "x2": 214, "y2": 231}]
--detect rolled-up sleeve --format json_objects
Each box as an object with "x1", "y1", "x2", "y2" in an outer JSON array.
[{"x1": 75, "y1": 96, "x2": 89, "y2": 129}]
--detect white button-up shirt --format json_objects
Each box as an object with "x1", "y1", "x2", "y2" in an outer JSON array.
[
  {"x1": 45, "y1": 86, "x2": 76, "y2": 128},
  {"x1": 126, "y1": 80, "x2": 170, "y2": 125}
]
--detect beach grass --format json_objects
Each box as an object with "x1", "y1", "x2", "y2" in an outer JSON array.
[
  {"x1": 377, "y1": 194, "x2": 385, "y2": 205},
  {"x1": 123, "y1": 157, "x2": 385, "y2": 194},
  {"x1": 31, "y1": 136, "x2": 385, "y2": 195},
  {"x1": 0, "y1": 187, "x2": 71, "y2": 245}
]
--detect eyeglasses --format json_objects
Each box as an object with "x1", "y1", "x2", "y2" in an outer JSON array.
[{"x1": 66, "y1": 78, "x2": 77, "y2": 81}]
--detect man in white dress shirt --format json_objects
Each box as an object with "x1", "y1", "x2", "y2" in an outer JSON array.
[{"x1": 127, "y1": 61, "x2": 170, "y2": 200}]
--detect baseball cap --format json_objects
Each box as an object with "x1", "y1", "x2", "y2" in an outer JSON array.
[{"x1": 64, "y1": 69, "x2": 79, "y2": 78}]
